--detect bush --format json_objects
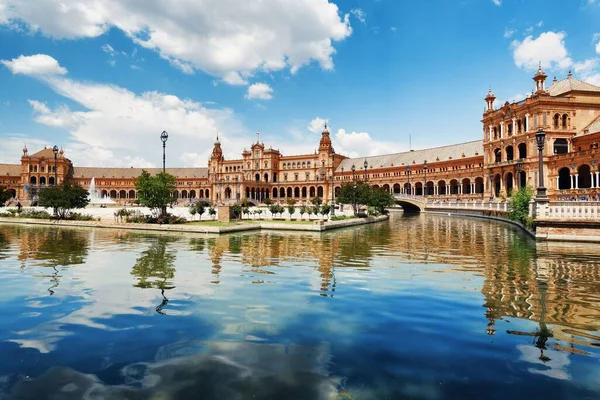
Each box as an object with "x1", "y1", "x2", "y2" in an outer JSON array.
[
  {"x1": 330, "y1": 215, "x2": 348, "y2": 221},
  {"x1": 68, "y1": 213, "x2": 99, "y2": 221},
  {"x1": 508, "y1": 186, "x2": 533, "y2": 228},
  {"x1": 20, "y1": 209, "x2": 53, "y2": 219}
]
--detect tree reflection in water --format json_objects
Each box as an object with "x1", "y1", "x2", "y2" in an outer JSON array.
[{"x1": 131, "y1": 236, "x2": 177, "y2": 315}]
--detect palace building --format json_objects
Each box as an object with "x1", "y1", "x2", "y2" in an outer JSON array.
[{"x1": 2, "y1": 66, "x2": 600, "y2": 206}]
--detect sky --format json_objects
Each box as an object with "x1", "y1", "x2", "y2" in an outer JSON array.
[{"x1": 0, "y1": 0, "x2": 599, "y2": 168}]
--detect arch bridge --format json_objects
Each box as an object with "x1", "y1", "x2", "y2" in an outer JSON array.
[{"x1": 392, "y1": 194, "x2": 427, "y2": 212}]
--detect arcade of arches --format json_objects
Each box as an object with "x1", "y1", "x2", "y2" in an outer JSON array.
[{"x1": 2, "y1": 70, "x2": 600, "y2": 205}]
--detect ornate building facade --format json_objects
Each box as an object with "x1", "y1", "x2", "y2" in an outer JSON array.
[{"x1": 1, "y1": 68, "x2": 600, "y2": 206}]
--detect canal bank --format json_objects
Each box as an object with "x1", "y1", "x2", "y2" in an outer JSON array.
[{"x1": 0, "y1": 215, "x2": 389, "y2": 235}]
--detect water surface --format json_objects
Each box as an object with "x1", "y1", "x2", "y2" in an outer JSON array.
[{"x1": 1, "y1": 214, "x2": 599, "y2": 399}]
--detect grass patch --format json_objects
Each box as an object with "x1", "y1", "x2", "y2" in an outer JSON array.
[{"x1": 186, "y1": 220, "x2": 250, "y2": 227}]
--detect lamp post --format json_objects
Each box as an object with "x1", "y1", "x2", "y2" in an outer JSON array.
[
  {"x1": 423, "y1": 160, "x2": 428, "y2": 197},
  {"x1": 160, "y1": 130, "x2": 168, "y2": 173},
  {"x1": 330, "y1": 164, "x2": 335, "y2": 216},
  {"x1": 52, "y1": 145, "x2": 59, "y2": 217},
  {"x1": 363, "y1": 159, "x2": 368, "y2": 182},
  {"x1": 406, "y1": 165, "x2": 411, "y2": 195},
  {"x1": 516, "y1": 160, "x2": 523, "y2": 189},
  {"x1": 351, "y1": 164, "x2": 356, "y2": 216},
  {"x1": 160, "y1": 131, "x2": 168, "y2": 216},
  {"x1": 535, "y1": 130, "x2": 547, "y2": 199},
  {"x1": 52, "y1": 145, "x2": 58, "y2": 185}
]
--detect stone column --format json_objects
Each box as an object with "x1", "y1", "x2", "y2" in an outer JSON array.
[
  {"x1": 500, "y1": 123, "x2": 504, "y2": 139},
  {"x1": 575, "y1": 174, "x2": 579, "y2": 189},
  {"x1": 556, "y1": 176, "x2": 560, "y2": 190},
  {"x1": 596, "y1": 172, "x2": 599, "y2": 189},
  {"x1": 525, "y1": 114, "x2": 530, "y2": 132},
  {"x1": 512, "y1": 118, "x2": 516, "y2": 136}
]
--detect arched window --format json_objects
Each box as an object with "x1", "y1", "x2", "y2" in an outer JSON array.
[
  {"x1": 558, "y1": 167, "x2": 571, "y2": 190},
  {"x1": 518, "y1": 143, "x2": 527, "y2": 159},
  {"x1": 553, "y1": 113, "x2": 560, "y2": 129},
  {"x1": 578, "y1": 165, "x2": 592, "y2": 188},
  {"x1": 39, "y1": 176, "x2": 46, "y2": 185},
  {"x1": 494, "y1": 148, "x2": 501, "y2": 163},
  {"x1": 255, "y1": 173, "x2": 260, "y2": 182},
  {"x1": 554, "y1": 138, "x2": 568, "y2": 155},
  {"x1": 264, "y1": 173, "x2": 269, "y2": 182},
  {"x1": 505, "y1": 145, "x2": 514, "y2": 161},
  {"x1": 562, "y1": 114, "x2": 568, "y2": 129},
  {"x1": 48, "y1": 177, "x2": 55, "y2": 185}
]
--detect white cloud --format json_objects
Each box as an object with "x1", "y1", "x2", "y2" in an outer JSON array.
[
  {"x1": 595, "y1": 34, "x2": 600, "y2": 54},
  {"x1": 334, "y1": 128, "x2": 405, "y2": 158},
  {"x1": 245, "y1": 83, "x2": 273, "y2": 100},
  {"x1": 27, "y1": 100, "x2": 50, "y2": 114},
  {"x1": 511, "y1": 31, "x2": 572, "y2": 70},
  {"x1": 504, "y1": 28, "x2": 516, "y2": 39},
  {"x1": 350, "y1": 8, "x2": 366, "y2": 24},
  {"x1": 3, "y1": 54, "x2": 251, "y2": 168},
  {"x1": 1, "y1": 54, "x2": 67, "y2": 75},
  {"x1": 101, "y1": 44, "x2": 116, "y2": 56},
  {"x1": 390, "y1": 27, "x2": 397, "y2": 33},
  {"x1": 0, "y1": 0, "x2": 352, "y2": 83},
  {"x1": 308, "y1": 117, "x2": 327, "y2": 134},
  {"x1": 492, "y1": 0, "x2": 501, "y2": 6},
  {"x1": 573, "y1": 58, "x2": 600, "y2": 86}
]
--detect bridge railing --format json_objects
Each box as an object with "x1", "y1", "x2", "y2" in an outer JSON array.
[
  {"x1": 426, "y1": 200, "x2": 509, "y2": 213},
  {"x1": 545, "y1": 201, "x2": 600, "y2": 220}
]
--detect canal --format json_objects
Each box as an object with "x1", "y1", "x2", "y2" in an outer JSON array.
[{"x1": 1, "y1": 214, "x2": 599, "y2": 399}]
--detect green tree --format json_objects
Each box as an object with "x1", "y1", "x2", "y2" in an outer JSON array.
[
  {"x1": 336, "y1": 181, "x2": 371, "y2": 215},
  {"x1": 38, "y1": 182, "x2": 90, "y2": 219},
  {"x1": 0, "y1": 186, "x2": 12, "y2": 207},
  {"x1": 321, "y1": 203, "x2": 331, "y2": 219},
  {"x1": 508, "y1": 186, "x2": 533, "y2": 227},
  {"x1": 189, "y1": 204, "x2": 197, "y2": 220},
  {"x1": 231, "y1": 203, "x2": 242, "y2": 220},
  {"x1": 369, "y1": 187, "x2": 395, "y2": 214},
  {"x1": 311, "y1": 197, "x2": 323, "y2": 206},
  {"x1": 299, "y1": 205, "x2": 307, "y2": 219},
  {"x1": 208, "y1": 206, "x2": 216, "y2": 220},
  {"x1": 264, "y1": 197, "x2": 273, "y2": 206},
  {"x1": 134, "y1": 170, "x2": 177, "y2": 216},
  {"x1": 269, "y1": 204, "x2": 280, "y2": 219},
  {"x1": 286, "y1": 199, "x2": 296, "y2": 219}
]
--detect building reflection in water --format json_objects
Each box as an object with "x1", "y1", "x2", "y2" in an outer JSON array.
[{"x1": 1, "y1": 214, "x2": 600, "y2": 356}]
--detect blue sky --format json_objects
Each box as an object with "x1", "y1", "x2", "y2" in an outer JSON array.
[{"x1": 0, "y1": 0, "x2": 599, "y2": 167}]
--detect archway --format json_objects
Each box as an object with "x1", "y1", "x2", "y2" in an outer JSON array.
[
  {"x1": 518, "y1": 171, "x2": 526, "y2": 189},
  {"x1": 190, "y1": 190, "x2": 196, "y2": 199},
  {"x1": 225, "y1": 187, "x2": 232, "y2": 199},
  {"x1": 505, "y1": 172, "x2": 514, "y2": 195},
  {"x1": 449, "y1": 179, "x2": 459, "y2": 195},
  {"x1": 462, "y1": 178, "x2": 471, "y2": 194},
  {"x1": 120, "y1": 190, "x2": 127, "y2": 199},
  {"x1": 317, "y1": 186, "x2": 324, "y2": 198},
  {"x1": 578, "y1": 165, "x2": 592, "y2": 189},
  {"x1": 39, "y1": 176, "x2": 46, "y2": 185},
  {"x1": 493, "y1": 174, "x2": 501, "y2": 197},
  {"x1": 438, "y1": 180, "x2": 446, "y2": 195},
  {"x1": 48, "y1": 177, "x2": 55, "y2": 185},
  {"x1": 554, "y1": 139, "x2": 568, "y2": 155},
  {"x1": 393, "y1": 183, "x2": 400, "y2": 194},
  {"x1": 309, "y1": 187, "x2": 315, "y2": 198},
  {"x1": 110, "y1": 190, "x2": 117, "y2": 198},
  {"x1": 294, "y1": 187, "x2": 300, "y2": 198},
  {"x1": 404, "y1": 183, "x2": 411, "y2": 195},
  {"x1": 383, "y1": 184, "x2": 390, "y2": 192},
  {"x1": 558, "y1": 167, "x2": 571, "y2": 190},
  {"x1": 505, "y1": 146, "x2": 514, "y2": 161},
  {"x1": 129, "y1": 190, "x2": 136, "y2": 199},
  {"x1": 280, "y1": 187, "x2": 285, "y2": 198},
  {"x1": 272, "y1": 188, "x2": 277, "y2": 198},
  {"x1": 494, "y1": 148, "x2": 501, "y2": 163},
  {"x1": 425, "y1": 181, "x2": 434, "y2": 196},
  {"x1": 518, "y1": 143, "x2": 527, "y2": 159},
  {"x1": 287, "y1": 187, "x2": 293, "y2": 198},
  {"x1": 475, "y1": 177, "x2": 484, "y2": 194},
  {"x1": 30, "y1": 176, "x2": 36, "y2": 185},
  {"x1": 415, "y1": 182, "x2": 423, "y2": 196},
  {"x1": 181, "y1": 190, "x2": 188, "y2": 199}
]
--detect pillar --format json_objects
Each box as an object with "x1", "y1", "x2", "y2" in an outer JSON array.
[
  {"x1": 556, "y1": 176, "x2": 560, "y2": 190},
  {"x1": 525, "y1": 114, "x2": 530, "y2": 132},
  {"x1": 596, "y1": 172, "x2": 599, "y2": 189},
  {"x1": 575, "y1": 174, "x2": 579, "y2": 189},
  {"x1": 512, "y1": 118, "x2": 516, "y2": 136},
  {"x1": 500, "y1": 123, "x2": 504, "y2": 139}
]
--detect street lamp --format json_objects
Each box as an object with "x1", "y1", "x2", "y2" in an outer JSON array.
[
  {"x1": 516, "y1": 160, "x2": 523, "y2": 188},
  {"x1": 351, "y1": 164, "x2": 356, "y2": 215},
  {"x1": 423, "y1": 160, "x2": 428, "y2": 197},
  {"x1": 52, "y1": 145, "x2": 58, "y2": 185},
  {"x1": 363, "y1": 159, "x2": 368, "y2": 182},
  {"x1": 535, "y1": 130, "x2": 547, "y2": 199},
  {"x1": 160, "y1": 130, "x2": 168, "y2": 173},
  {"x1": 406, "y1": 165, "x2": 411, "y2": 195},
  {"x1": 331, "y1": 162, "x2": 335, "y2": 216}
]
